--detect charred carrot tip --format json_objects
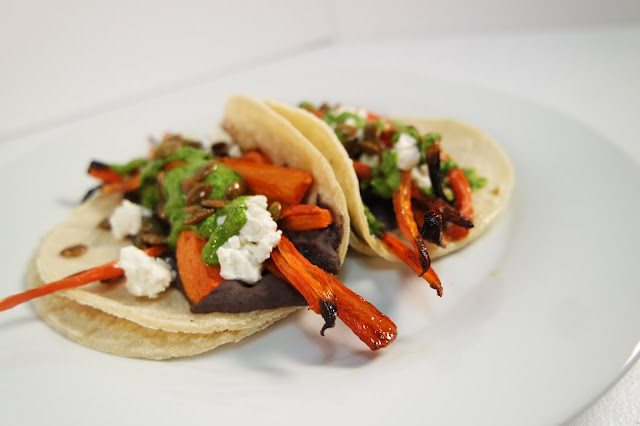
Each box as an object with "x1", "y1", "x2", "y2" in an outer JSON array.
[{"x1": 88, "y1": 161, "x2": 124, "y2": 184}]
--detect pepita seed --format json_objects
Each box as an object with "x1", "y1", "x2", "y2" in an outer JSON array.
[
  {"x1": 185, "y1": 183, "x2": 213, "y2": 206},
  {"x1": 192, "y1": 161, "x2": 219, "y2": 182},
  {"x1": 180, "y1": 177, "x2": 197, "y2": 195},
  {"x1": 359, "y1": 140, "x2": 382, "y2": 155},
  {"x1": 211, "y1": 141, "x2": 230, "y2": 157},
  {"x1": 141, "y1": 233, "x2": 168, "y2": 245},
  {"x1": 183, "y1": 208, "x2": 215, "y2": 225},
  {"x1": 268, "y1": 201, "x2": 282, "y2": 221},
  {"x1": 201, "y1": 198, "x2": 228, "y2": 209},
  {"x1": 225, "y1": 180, "x2": 248, "y2": 200},
  {"x1": 60, "y1": 244, "x2": 88, "y2": 258}
]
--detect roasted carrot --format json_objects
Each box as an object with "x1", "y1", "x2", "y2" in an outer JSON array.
[
  {"x1": 322, "y1": 271, "x2": 397, "y2": 350},
  {"x1": 219, "y1": 158, "x2": 313, "y2": 205},
  {"x1": 272, "y1": 236, "x2": 396, "y2": 350},
  {"x1": 271, "y1": 237, "x2": 337, "y2": 334},
  {"x1": 101, "y1": 174, "x2": 141, "y2": 194},
  {"x1": 239, "y1": 150, "x2": 272, "y2": 164},
  {"x1": 445, "y1": 168, "x2": 473, "y2": 241},
  {"x1": 88, "y1": 161, "x2": 124, "y2": 184},
  {"x1": 380, "y1": 232, "x2": 443, "y2": 297},
  {"x1": 164, "y1": 160, "x2": 187, "y2": 171},
  {"x1": 393, "y1": 171, "x2": 431, "y2": 274},
  {"x1": 278, "y1": 204, "x2": 333, "y2": 231},
  {"x1": 366, "y1": 111, "x2": 381, "y2": 121},
  {"x1": 175, "y1": 230, "x2": 225, "y2": 304},
  {"x1": 0, "y1": 245, "x2": 168, "y2": 312},
  {"x1": 352, "y1": 160, "x2": 373, "y2": 180}
]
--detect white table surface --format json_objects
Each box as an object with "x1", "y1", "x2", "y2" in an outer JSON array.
[{"x1": 1, "y1": 25, "x2": 638, "y2": 424}]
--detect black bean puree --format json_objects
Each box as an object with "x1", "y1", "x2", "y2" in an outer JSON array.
[{"x1": 172, "y1": 212, "x2": 343, "y2": 314}]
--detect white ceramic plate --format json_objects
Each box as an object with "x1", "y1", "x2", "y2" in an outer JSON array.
[{"x1": 1, "y1": 66, "x2": 639, "y2": 426}]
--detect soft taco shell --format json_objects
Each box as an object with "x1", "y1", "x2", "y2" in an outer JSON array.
[
  {"x1": 32, "y1": 95, "x2": 352, "y2": 359},
  {"x1": 33, "y1": 193, "x2": 300, "y2": 359},
  {"x1": 222, "y1": 94, "x2": 350, "y2": 265},
  {"x1": 266, "y1": 100, "x2": 514, "y2": 261}
]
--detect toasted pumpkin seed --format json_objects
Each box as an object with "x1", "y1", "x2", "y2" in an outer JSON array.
[
  {"x1": 192, "y1": 161, "x2": 218, "y2": 182},
  {"x1": 60, "y1": 244, "x2": 88, "y2": 258},
  {"x1": 225, "y1": 180, "x2": 247, "y2": 200},
  {"x1": 268, "y1": 201, "x2": 282, "y2": 221},
  {"x1": 183, "y1": 208, "x2": 215, "y2": 225},
  {"x1": 201, "y1": 198, "x2": 228, "y2": 209},
  {"x1": 185, "y1": 183, "x2": 213, "y2": 206}
]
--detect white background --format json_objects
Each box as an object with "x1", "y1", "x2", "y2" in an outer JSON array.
[{"x1": 1, "y1": 1, "x2": 639, "y2": 424}]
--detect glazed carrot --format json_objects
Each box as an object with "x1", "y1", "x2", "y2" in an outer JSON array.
[
  {"x1": 239, "y1": 150, "x2": 272, "y2": 164},
  {"x1": 366, "y1": 111, "x2": 381, "y2": 121},
  {"x1": 445, "y1": 168, "x2": 473, "y2": 241},
  {"x1": 380, "y1": 232, "x2": 443, "y2": 297},
  {"x1": 176, "y1": 230, "x2": 225, "y2": 304},
  {"x1": 220, "y1": 158, "x2": 313, "y2": 205},
  {"x1": 393, "y1": 171, "x2": 431, "y2": 274},
  {"x1": 164, "y1": 160, "x2": 187, "y2": 171},
  {"x1": 272, "y1": 236, "x2": 396, "y2": 350},
  {"x1": 88, "y1": 161, "x2": 124, "y2": 184},
  {"x1": 352, "y1": 160, "x2": 373, "y2": 180},
  {"x1": 101, "y1": 174, "x2": 141, "y2": 194},
  {"x1": 0, "y1": 245, "x2": 168, "y2": 312},
  {"x1": 270, "y1": 236, "x2": 337, "y2": 334},
  {"x1": 278, "y1": 204, "x2": 333, "y2": 231}
]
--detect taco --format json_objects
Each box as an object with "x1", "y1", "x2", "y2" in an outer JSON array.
[
  {"x1": 2, "y1": 95, "x2": 396, "y2": 359},
  {"x1": 266, "y1": 100, "x2": 514, "y2": 295}
]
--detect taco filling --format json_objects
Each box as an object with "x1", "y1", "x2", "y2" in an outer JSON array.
[
  {"x1": 1, "y1": 95, "x2": 398, "y2": 358},
  {"x1": 266, "y1": 100, "x2": 514, "y2": 297}
]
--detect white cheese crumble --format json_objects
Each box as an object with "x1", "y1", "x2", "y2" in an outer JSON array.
[
  {"x1": 217, "y1": 195, "x2": 282, "y2": 284},
  {"x1": 119, "y1": 246, "x2": 173, "y2": 298},
  {"x1": 411, "y1": 164, "x2": 432, "y2": 190},
  {"x1": 393, "y1": 133, "x2": 421, "y2": 171},
  {"x1": 109, "y1": 199, "x2": 151, "y2": 240},
  {"x1": 358, "y1": 152, "x2": 380, "y2": 168}
]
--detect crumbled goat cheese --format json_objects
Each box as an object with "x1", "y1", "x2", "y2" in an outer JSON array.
[
  {"x1": 343, "y1": 117, "x2": 357, "y2": 127},
  {"x1": 217, "y1": 195, "x2": 282, "y2": 284},
  {"x1": 109, "y1": 199, "x2": 151, "y2": 240},
  {"x1": 411, "y1": 164, "x2": 432, "y2": 190},
  {"x1": 393, "y1": 133, "x2": 421, "y2": 171},
  {"x1": 119, "y1": 246, "x2": 172, "y2": 298},
  {"x1": 358, "y1": 152, "x2": 381, "y2": 168}
]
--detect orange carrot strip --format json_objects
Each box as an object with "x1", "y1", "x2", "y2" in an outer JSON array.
[
  {"x1": 272, "y1": 236, "x2": 396, "y2": 350},
  {"x1": 380, "y1": 232, "x2": 443, "y2": 297},
  {"x1": 352, "y1": 160, "x2": 373, "y2": 181},
  {"x1": 0, "y1": 245, "x2": 168, "y2": 312},
  {"x1": 101, "y1": 174, "x2": 141, "y2": 193},
  {"x1": 366, "y1": 111, "x2": 381, "y2": 121},
  {"x1": 176, "y1": 230, "x2": 225, "y2": 304},
  {"x1": 220, "y1": 158, "x2": 313, "y2": 205},
  {"x1": 164, "y1": 160, "x2": 187, "y2": 171},
  {"x1": 239, "y1": 150, "x2": 272, "y2": 164},
  {"x1": 270, "y1": 237, "x2": 336, "y2": 318},
  {"x1": 87, "y1": 161, "x2": 124, "y2": 184},
  {"x1": 445, "y1": 168, "x2": 473, "y2": 241},
  {"x1": 278, "y1": 204, "x2": 333, "y2": 231},
  {"x1": 393, "y1": 171, "x2": 431, "y2": 274}
]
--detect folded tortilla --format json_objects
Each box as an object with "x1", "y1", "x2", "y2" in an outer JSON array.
[
  {"x1": 266, "y1": 100, "x2": 514, "y2": 261},
  {"x1": 30, "y1": 95, "x2": 350, "y2": 359}
]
